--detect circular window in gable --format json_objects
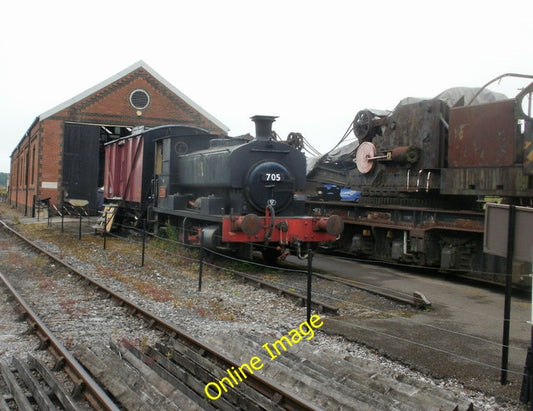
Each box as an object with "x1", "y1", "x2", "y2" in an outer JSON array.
[{"x1": 129, "y1": 89, "x2": 150, "y2": 110}]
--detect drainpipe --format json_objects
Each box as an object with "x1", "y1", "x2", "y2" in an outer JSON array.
[{"x1": 24, "y1": 144, "x2": 29, "y2": 216}]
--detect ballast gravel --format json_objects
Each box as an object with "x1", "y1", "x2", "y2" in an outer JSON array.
[{"x1": 0, "y1": 209, "x2": 526, "y2": 410}]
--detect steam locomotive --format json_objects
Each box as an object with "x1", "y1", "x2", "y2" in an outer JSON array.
[
  {"x1": 103, "y1": 116, "x2": 343, "y2": 262},
  {"x1": 306, "y1": 80, "x2": 533, "y2": 284}
]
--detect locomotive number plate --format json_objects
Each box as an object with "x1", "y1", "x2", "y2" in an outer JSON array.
[{"x1": 261, "y1": 173, "x2": 284, "y2": 182}]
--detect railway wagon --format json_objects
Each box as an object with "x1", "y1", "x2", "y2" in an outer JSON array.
[
  {"x1": 307, "y1": 79, "x2": 533, "y2": 284},
  {"x1": 104, "y1": 116, "x2": 343, "y2": 262},
  {"x1": 103, "y1": 124, "x2": 214, "y2": 220}
]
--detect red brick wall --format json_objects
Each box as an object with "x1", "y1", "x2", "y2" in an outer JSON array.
[
  {"x1": 39, "y1": 119, "x2": 63, "y2": 205},
  {"x1": 54, "y1": 68, "x2": 225, "y2": 132},
  {"x1": 8, "y1": 123, "x2": 40, "y2": 214},
  {"x1": 9, "y1": 66, "x2": 226, "y2": 212}
]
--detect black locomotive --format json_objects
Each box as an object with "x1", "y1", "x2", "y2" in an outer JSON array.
[{"x1": 104, "y1": 116, "x2": 342, "y2": 262}]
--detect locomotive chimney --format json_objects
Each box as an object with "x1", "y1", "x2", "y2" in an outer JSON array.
[{"x1": 251, "y1": 115, "x2": 278, "y2": 140}]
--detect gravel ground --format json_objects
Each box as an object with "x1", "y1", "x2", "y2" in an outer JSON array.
[
  {"x1": 0, "y1": 203, "x2": 527, "y2": 409},
  {"x1": 0, "y1": 280, "x2": 43, "y2": 360}
]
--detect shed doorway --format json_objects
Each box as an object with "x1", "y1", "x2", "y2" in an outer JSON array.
[{"x1": 62, "y1": 123, "x2": 131, "y2": 213}]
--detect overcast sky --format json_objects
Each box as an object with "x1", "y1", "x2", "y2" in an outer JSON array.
[{"x1": 1, "y1": 0, "x2": 532, "y2": 173}]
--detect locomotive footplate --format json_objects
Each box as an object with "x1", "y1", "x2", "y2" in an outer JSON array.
[
  {"x1": 153, "y1": 207, "x2": 342, "y2": 245},
  {"x1": 152, "y1": 207, "x2": 225, "y2": 223},
  {"x1": 222, "y1": 215, "x2": 342, "y2": 244}
]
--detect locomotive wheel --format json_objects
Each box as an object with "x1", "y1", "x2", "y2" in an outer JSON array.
[{"x1": 262, "y1": 246, "x2": 281, "y2": 265}]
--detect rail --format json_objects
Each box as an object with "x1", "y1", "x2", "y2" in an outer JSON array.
[
  {"x1": 0, "y1": 272, "x2": 119, "y2": 411},
  {"x1": 0, "y1": 219, "x2": 320, "y2": 410}
]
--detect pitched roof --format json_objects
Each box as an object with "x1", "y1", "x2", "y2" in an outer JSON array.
[{"x1": 39, "y1": 60, "x2": 229, "y2": 132}]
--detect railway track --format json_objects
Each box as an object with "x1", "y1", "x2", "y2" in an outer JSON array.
[
  {"x1": 211, "y1": 261, "x2": 340, "y2": 314},
  {"x1": 0, "y1": 272, "x2": 117, "y2": 410},
  {"x1": 0, "y1": 214, "x2": 504, "y2": 409},
  {"x1": 0, "y1": 219, "x2": 319, "y2": 410},
  {"x1": 135, "y1": 232, "x2": 420, "y2": 314},
  {"x1": 311, "y1": 270, "x2": 431, "y2": 309},
  {"x1": 7, "y1": 213, "x2": 423, "y2": 312},
  {"x1": 2, "y1": 270, "x2": 316, "y2": 410}
]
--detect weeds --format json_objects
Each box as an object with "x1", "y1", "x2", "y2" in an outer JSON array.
[
  {"x1": 208, "y1": 299, "x2": 236, "y2": 321},
  {"x1": 133, "y1": 281, "x2": 172, "y2": 302},
  {"x1": 58, "y1": 298, "x2": 87, "y2": 318},
  {"x1": 36, "y1": 277, "x2": 56, "y2": 290},
  {"x1": 33, "y1": 254, "x2": 50, "y2": 271}
]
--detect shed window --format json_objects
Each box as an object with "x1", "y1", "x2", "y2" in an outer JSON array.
[{"x1": 129, "y1": 89, "x2": 150, "y2": 110}]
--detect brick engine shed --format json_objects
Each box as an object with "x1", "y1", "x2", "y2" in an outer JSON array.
[{"x1": 9, "y1": 60, "x2": 228, "y2": 215}]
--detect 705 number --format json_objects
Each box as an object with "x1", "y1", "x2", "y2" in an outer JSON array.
[{"x1": 264, "y1": 173, "x2": 282, "y2": 181}]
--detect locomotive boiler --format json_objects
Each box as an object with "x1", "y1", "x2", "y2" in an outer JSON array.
[
  {"x1": 307, "y1": 79, "x2": 533, "y2": 283},
  {"x1": 104, "y1": 116, "x2": 343, "y2": 262}
]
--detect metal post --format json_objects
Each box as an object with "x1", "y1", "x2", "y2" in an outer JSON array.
[
  {"x1": 530, "y1": 268, "x2": 533, "y2": 411},
  {"x1": 307, "y1": 249, "x2": 313, "y2": 322},
  {"x1": 501, "y1": 205, "x2": 516, "y2": 385},
  {"x1": 141, "y1": 219, "x2": 146, "y2": 267},
  {"x1": 526, "y1": 282, "x2": 533, "y2": 411},
  {"x1": 103, "y1": 213, "x2": 107, "y2": 251},
  {"x1": 530, "y1": 328, "x2": 533, "y2": 411},
  {"x1": 198, "y1": 232, "x2": 204, "y2": 291},
  {"x1": 520, "y1": 266, "x2": 533, "y2": 406}
]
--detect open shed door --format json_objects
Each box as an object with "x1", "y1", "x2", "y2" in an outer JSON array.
[{"x1": 63, "y1": 123, "x2": 100, "y2": 213}]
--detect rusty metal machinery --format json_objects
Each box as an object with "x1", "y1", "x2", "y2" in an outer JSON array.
[
  {"x1": 306, "y1": 76, "x2": 533, "y2": 284},
  {"x1": 516, "y1": 81, "x2": 533, "y2": 175}
]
